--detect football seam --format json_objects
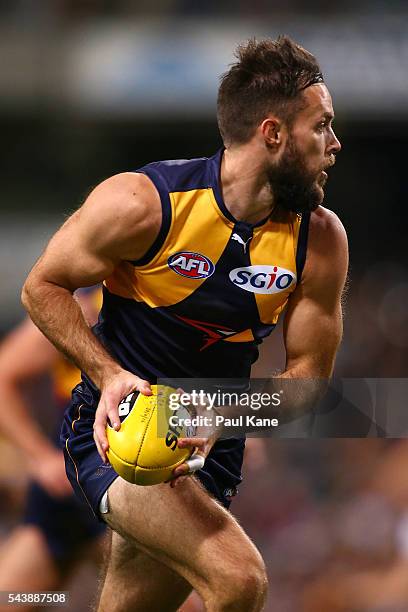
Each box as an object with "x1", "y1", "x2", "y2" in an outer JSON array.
[
  {"x1": 138, "y1": 459, "x2": 187, "y2": 470},
  {"x1": 136, "y1": 398, "x2": 156, "y2": 466},
  {"x1": 108, "y1": 448, "x2": 186, "y2": 470}
]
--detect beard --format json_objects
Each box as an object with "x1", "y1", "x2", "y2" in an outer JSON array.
[{"x1": 266, "y1": 139, "x2": 325, "y2": 214}]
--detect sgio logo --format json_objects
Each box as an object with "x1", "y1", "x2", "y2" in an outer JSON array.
[
  {"x1": 165, "y1": 407, "x2": 195, "y2": 450},
  {"x1": 229, "y1": 265, "x2": 296, "y2": 294},
  {"x1": 168, "y1": 251, "x2": 215, "y2": 279}
]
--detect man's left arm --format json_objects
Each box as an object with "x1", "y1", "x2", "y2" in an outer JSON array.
[
  {"x1": 282, "y1": 206, "x2": 348, "y2": 379},
  {"x1": 262, "y1": 206, "x2": 349, "y2": 420}
]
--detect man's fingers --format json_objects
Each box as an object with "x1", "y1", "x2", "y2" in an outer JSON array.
[
  {"x1": 94, "y1": 375, "x2": 153, "y2": 463},
  {"x1": 170, "y1": 474, "x2": 189, "y2": 488},
  {"x1": 137, "y1": 379, "x2": 153, "y2": 395},
  {"x1": 170, "y1": 462, "x2": 192, "y2": 488},
  {"x1": 94, "y1": 418, "x2": 108, "y2": 462},
  {"x1": 177, "y1": 437, "x2": 208, "y2": 449},
  {"x1": 94, "y1": 436, "x2": 107, "y2": 463},
  {"x1": 172, "y1": 463, "x2": 191, "y2": 479},
  {"x1": 185, "y1": 453, "x2": 205, "y2": 472},
  {"x1": 170, "y1": 452, "x2": 206, "y2": 488},
  {"x1": 107, "y1": 408, "x2": 120, "y2": 431},
  {"x1": 95, "y1": 435, "x2": 107, "y2": 461}
]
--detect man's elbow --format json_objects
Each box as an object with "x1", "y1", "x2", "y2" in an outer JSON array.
[
  {"x1": 21, "y1": 274, "x2": 36, "y2": 314},
  {"x1": 21, "y1": 279, "x2": 31, "y2": 313},
  {"x1": 21, "y1": 270, "x2": 46, "y2": 315}
]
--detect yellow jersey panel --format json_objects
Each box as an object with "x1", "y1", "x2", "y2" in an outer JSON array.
[
  {"x1": 250, "y1": 215, "x2": 300, "y2": 324},
  {"x1": 95, "y1": 150, "x2": 310, "y2": 379}
]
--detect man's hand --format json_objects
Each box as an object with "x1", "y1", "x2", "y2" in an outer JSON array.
[
  {"x1": 169, "y1": 392, "x2": 224, "y2": 487},
  {"x1": 93, "y1": 371, "x2": 152, "y2": 463},
  {"x1": 170, "y1": 435, "x2": 217, "y2": 488},
  {"x1": 27, "y1": 448, "x2": 72, "y2": 498}
]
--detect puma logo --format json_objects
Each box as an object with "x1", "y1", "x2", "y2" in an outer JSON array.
[{"x1": 231, "y1": 233, "x2": 252, "y2": 253}]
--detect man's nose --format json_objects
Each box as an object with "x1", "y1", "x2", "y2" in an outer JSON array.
[{"x1": 328, "y1": 128, "x2": 341, "y2": 154}]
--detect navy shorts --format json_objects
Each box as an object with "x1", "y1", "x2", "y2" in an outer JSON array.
[
  {"x1": 61, "y1": 382, "x2": 245, "y2": 519},
  {"x1": 22, "y1": 482, "x2": 105, "y2": 566}
]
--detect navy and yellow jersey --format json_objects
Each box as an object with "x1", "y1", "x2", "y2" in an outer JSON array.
[{"x1": 93, "y1": 149, "x2": 309, "y2": 381}]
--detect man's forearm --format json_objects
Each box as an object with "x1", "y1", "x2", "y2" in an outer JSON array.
[
  {"x1": 260, "y1": 371, "x2": 328, "y2": 423},
  {"x1": 181, "y1": 367, "x2": 329, "y2": 436},
  {"x1": 22, "y1": 280, "x2": 121, "y2": 389}
]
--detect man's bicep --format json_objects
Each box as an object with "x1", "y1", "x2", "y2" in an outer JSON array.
[
  {"x1": 283, "y1": 208, "x2": 348, "y2": 377},
  {"x1": 29, "y1": 209, "x2": 116, "y2": 291},
  {"x1": 26, "y1": 172, "x2": 160, "y2": 291},
  {"x1": 283, "y1": 289, "x2": 343, "y2": 376}
]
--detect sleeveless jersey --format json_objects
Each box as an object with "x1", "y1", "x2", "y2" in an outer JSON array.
[{"x1": 94, "y1": 149, "x2": 310, "y2": 381}]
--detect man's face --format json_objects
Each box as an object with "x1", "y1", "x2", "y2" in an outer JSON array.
[{"x1": 267, "y1": 84, "x2": 341, "y2": 213}]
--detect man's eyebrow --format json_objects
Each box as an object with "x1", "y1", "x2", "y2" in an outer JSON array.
[{"x1": 321, "y1": 111, "x2": 335, "y2": 121}]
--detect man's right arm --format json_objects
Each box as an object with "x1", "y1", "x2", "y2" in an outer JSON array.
[
  {"x1": 0, "y1": 318, "x2": 72, "y2": 497},
  {"x1": 22, "y1": 172, "x2": 161, "y2": 460}
]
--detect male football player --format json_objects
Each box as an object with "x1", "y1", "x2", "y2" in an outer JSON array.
[
  {"x1": 22, "y1": 37, "x2": 347, "y2": 611},
  {"x1": 0, "y1": 289, "x2": 106, "y2": 612}
]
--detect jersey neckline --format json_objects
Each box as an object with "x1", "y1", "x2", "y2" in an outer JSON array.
[{"x1": 209, "y1": 148, "x2": 271, "y2": 229}]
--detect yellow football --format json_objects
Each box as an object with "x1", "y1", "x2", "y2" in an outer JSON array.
[{"x1": 106, "y1": 385, "x2": 192, "y2": 485}]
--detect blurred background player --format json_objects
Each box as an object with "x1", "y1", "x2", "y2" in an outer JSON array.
[
  {"x1": 0, "y1": 287, "x2": 204, "y2": 612},
  {"x1": 0, "y1": 288, "x2": 107, "y2": 612}
]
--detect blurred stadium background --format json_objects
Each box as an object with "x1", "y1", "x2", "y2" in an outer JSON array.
[{"x1": 0, "y1": 1, "x2": 407, "y2": 611}]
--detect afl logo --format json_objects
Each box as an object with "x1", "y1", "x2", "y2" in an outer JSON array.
[
  {"x1": 168, "y1": 251, "x2": 215, "y2": 279},
  {"x1": 229, "y1": 265, "x2": 296, "y2": 294}
]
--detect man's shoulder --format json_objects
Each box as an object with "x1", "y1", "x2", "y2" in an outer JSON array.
[
  {"x1": 87, "y1": 172, "x2": 160, "y2": 222},
  {"x1": 301, "y1": 206, "x2": 348, "y2": 286},
  {"x1": 310, "y1": 205, "x2": 346, "y2": 232},
  {"x1": 309, "y1": 206, "x2": 347, "y2": 248},
  {"x1": 76, "y1": 172, "x2": 163, "y2": 262},
  {"x1": 94, "y1": 171, "x2": 157, "y2": 198}
]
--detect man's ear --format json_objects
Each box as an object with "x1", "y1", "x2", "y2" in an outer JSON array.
[{"x1": 260, "y1": 117, "x2": 285, "y2": 148}]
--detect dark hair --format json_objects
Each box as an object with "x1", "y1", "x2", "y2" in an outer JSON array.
[{"x1": 217, "y1": 36, "x2": 323, "y2": 146}]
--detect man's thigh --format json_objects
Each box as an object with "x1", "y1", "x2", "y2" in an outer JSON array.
[
  {"x1": 0, "y1": 526, "x2": 61, "y2": 597},
  {"x1": 99, "y1": 530, "x2": 193, "y2": 612},
  {"x1": 103, "y1": 475, "x2": 262, "y2": 595}
]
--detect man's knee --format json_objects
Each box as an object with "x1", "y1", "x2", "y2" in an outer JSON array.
[{"x1": 207, "y1": 549, "x2": 268, "y2": 611}]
